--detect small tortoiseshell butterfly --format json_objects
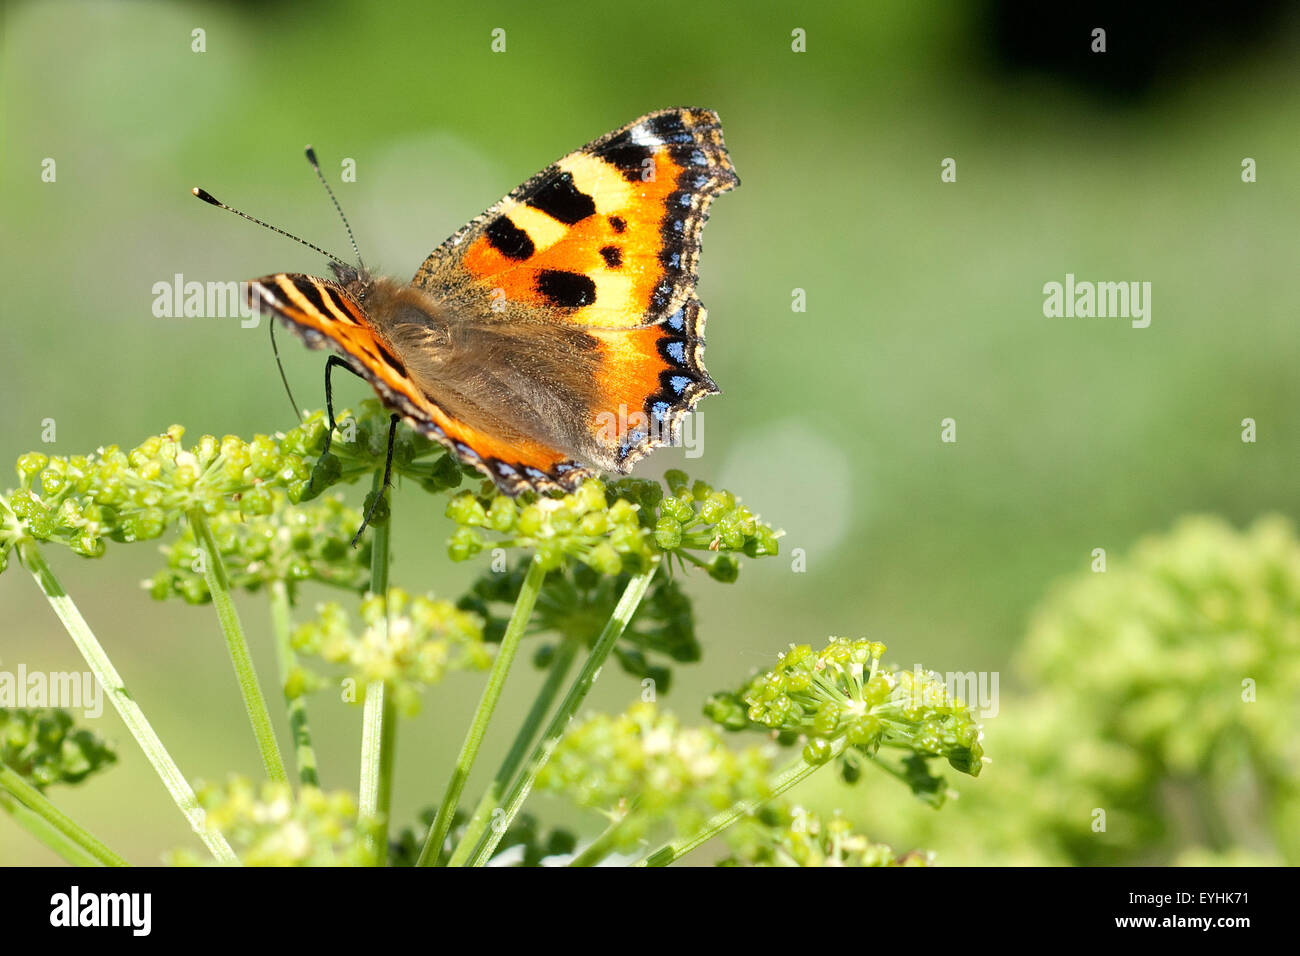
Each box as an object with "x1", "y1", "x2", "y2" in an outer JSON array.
[{"x1": 196, "y1": 108, "x2": 738, "y2": 498}]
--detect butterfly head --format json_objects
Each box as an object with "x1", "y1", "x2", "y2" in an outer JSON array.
[{"x1": 328, "y1": 260, "x2": 374, "y2": 304}]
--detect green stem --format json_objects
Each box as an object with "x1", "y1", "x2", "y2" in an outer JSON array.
[
  {"x1": 358, "y1": 471, "x2": 396, "y2": 865},
  {"x1": 187, "y1": 508, "x2": 288, "y2": 785},
  {"x1": 4, "y1": 798, "x2": 102, "y2": 866},
  {"x1": 465, "y1": 560, "x2": 659, "y2": 867},
  {"x1": 636, "y1": 738, "x2": 848, "y2": 867},
  {"x1": 445, "y1": 634, "x2": 580, "y2": 867},
  {"x1": 568, "y1": 801, "x2": 639, "y2": 867},
  {"x1": 358, "y1": 686, "x2": 397, "y2": 865},
  {"x1": 0, "y1": 767, "x2": 128, "y2": 866},
  {"x1": 417, "y1": 553, "x2": 548, "y2": 867},
  {"x1": 495, "y1": 635, "x2": 582, "y2": 789},
  {"x1": 269, "y1": 579, "x2": 319, "y2": 788},
  {"x1": 16, "y1": 538, "x2": 237, "y2": 864}
]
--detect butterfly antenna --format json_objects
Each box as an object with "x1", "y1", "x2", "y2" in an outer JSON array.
[
  {"x1": 190, "y1": 187, "x2": 351, "y2": 270},
  {"x1": 304, "y1": 146, "x2": 366, "y2": 272},
  {"x1": 269, "y1": 319, "x2": 303, "y2": 424}
]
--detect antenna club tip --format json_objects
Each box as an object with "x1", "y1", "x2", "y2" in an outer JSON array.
[
  {"x1": 192, "y1": 186, "x2": 220, "y2": 205},
  {"x1": 305, "y1": 145, "x2": 319, "y2": 164}
]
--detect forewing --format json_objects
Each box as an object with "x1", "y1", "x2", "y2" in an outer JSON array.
[
  {"x1": 409, "y1": 108, "x2": 736, "y2": 470},
  {"x1": 248, "y1": 273, "x2": 594, "y2": 494},
  {"x1": 411, "y1": 107, "x2": 739, "y2": 330}
]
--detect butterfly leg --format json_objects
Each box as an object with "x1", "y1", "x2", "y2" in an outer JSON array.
[
  {"x1": 268, "y1": 318, "x2": 302, "y2": 423},
  {"x1": 351, "y1": 414, "x2": 400, "y2": 548},
  {"x1": 309, "y1": 355, "x2": 366, "y2": 496},
  {"x1": 319, "y1": 355, "x2": 364, "y2": 461}
]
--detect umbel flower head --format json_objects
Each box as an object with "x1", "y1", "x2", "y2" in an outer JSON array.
[
  {"x1": 870, "y1": 514, "x2": 1300, "y2": 867},
  {"x1": 1023, "y1": 514, "x2": 1300, "y2": 775},
  {"x1": 707, "y1": 637, "x2": 984, "y2": 777},
  {"x1": 168, "y1": 776, "x2": 379, "y2": 866},
  {"x1": 722, "y1": 804, "x2": 931, "y2": 867},
  {"x1": 609, "y1": 470, "x2": 780, "y2": 577},
  {"x1": 290, "y1": 587, "x2": 491, "y2": 714},
  {"x1": 1, "y1": 425, "x2": 313, "y2": 565},
  {"x1": 445, "y1": 478, "x2": 651, "y2": 572},
  {"x1": 1, "y1": 403, "x2": 779, "y2": 589},
  {"x1": 0, "y1": 402, "x2": 446, "y2": 570},
  {"x1": 146, "y1": 490, "x2": 371, "y2": 603},
  {"x1": 444, "y1": 470, "x2": 779, "y2": 578},
  {"x1": 537, "y1": 701, "x2": 772, "y2": 849}
]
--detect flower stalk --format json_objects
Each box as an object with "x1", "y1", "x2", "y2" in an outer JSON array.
[
  {"x1": 187, "y1": 507, "x2": 287, "y2": 785},
  {"x1": 417, "y1": 553, "x2": 548, "y2": 866},
  {"x1": 358, "y1": 470, "x2": 396, "y2": 864},
  {"x1": 464, "y1": 559, "x2": 659, "y2": 866},
  {"x1": 15, "y1": 536, "x2": 237, "y2": 863},
  {"x1": 0, "y1": 764, "x2": 128, "y2": 867}
]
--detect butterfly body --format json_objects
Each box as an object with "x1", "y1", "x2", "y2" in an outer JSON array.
[{"x1": 245, "y1": 108, "x2": 738, "y2": 496}]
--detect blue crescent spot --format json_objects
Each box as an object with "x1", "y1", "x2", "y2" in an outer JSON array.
[
  {"x1": 665, "y1": 341, "x2": 686, "y2": 364},
  {"x1": 621, "y1": 428, "x2": 648, "y2": 454},
  {"x1": 669, "y1": 375, "x2": 692, "y2": 395}
]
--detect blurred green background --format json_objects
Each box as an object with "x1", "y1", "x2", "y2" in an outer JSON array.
[{"x1": 2, "y1": 0, "x2": 1298, "y2": 865}]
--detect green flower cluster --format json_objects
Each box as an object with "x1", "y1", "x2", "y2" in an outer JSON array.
[
  {"x1": 291, "y1": 587, "x2": 491, "y2": 714},
  {"x1": 1025, "y1": 514, "x2": 1300, "y2": 776},
  {"x1": 609, "y1": 470, "x2": 780, "y2": 578},
  {"x1": 444, "y1": 470, "x2": 780, "y2": 579},
  {"x1": 168, "y1": 777, "x2": 378, "y2": 866},
  {"x1": 2, "y1": 408, "x2": 778, "y2": 593},
  {"x1": 860, "y1": 515, "x2": 1300, "y2": 866},
  {"x1": 146, "y1": 490, "x2": 371, "y2": 603},
  {"x1": 0, "y1": 402, "x2": 468, "y2": 574},
  {"x1": 292, "y1": 402, "x2": 471, "y2": 503},
  {"x1": 459, "y1": 560, "x2": 699, "y2": 690},
  {"x1": 537, "y1": 701, "x2": 772, "y2": 850},
  {"x1": 0, "y1": 708, "x2": 117, "y2": 789},
  {"x1": 707, "y1": 638, "x2": 984, "y2": 778},
  {"x1": 1016, "y1": 514, "x2": 1300, "y2": 863},
  {"x1": 723, "y1": 804, "x2": 929, "y2": 867},
  {"x1": 1, "y1": 425, "x2": 312, "y2": 566},
  {"x1": 445, "y1": 479, "x2": 653, "y2": 572}
]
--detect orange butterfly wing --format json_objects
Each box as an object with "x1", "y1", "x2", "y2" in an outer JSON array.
[
  {"x1": 248, "y1": 273, "x2": 592, "y2": 493},
  {"x1": 413, "y1": 108, "x2": 738, "y2": 471},
  {"x1": 250, "y1": 109, "x2": 737, "y2": 494}
]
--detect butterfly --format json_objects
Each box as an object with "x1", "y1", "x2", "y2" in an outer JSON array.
[{"x1": 196, "y1": 108, "x2": 737, "y2": 501}]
